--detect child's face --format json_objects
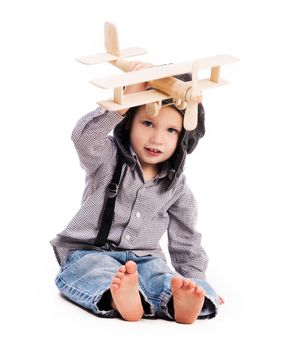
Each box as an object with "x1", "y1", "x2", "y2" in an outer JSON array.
[{"x1": 129, "y1": 105, "x2": 183, "y2": 170}]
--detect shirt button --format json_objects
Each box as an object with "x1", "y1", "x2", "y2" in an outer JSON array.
[
  {"x1": 135, "y1": 212, "x2": 141, "y2": 218},
  {"x1": 125, "y1": 234, "x2": 131, "y2": 240}
]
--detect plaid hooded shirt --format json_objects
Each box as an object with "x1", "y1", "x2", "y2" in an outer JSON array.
[{"x1": 50, "y1": 106, "x2": 209, "y2": 280}]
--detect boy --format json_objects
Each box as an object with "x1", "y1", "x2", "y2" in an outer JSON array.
[{"x1": 51, "y1": 62, "x2": 223, "y2": 324}]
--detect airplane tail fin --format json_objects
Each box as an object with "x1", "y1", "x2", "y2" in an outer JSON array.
[
  {"x1": 76, "y1": 22, "x2": 147, "y2": 65},
  {"x1": 104, "y1": 22, "x2": 120, "y2": 56}
]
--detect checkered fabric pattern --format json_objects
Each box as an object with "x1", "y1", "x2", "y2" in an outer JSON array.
[{"x1": 50, "y1": 107, "x2": 209, "y2": 280}]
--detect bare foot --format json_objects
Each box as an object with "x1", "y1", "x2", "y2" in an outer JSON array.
[
  {"x1": 171, "y1": 276, "x2": 205, "y2": 324},
  {"x1": 110, "y1": 261, "x2": 144, "y2": 321}
]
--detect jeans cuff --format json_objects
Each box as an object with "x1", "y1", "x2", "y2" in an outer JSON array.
[
  {"x1": 93, "y1": 289, "x2": 120, "y2": 317},
  {"x1": 197, "y1": 295, "x2": 220, "y2": 319},
  {"x1": 159, "y1": 289, "x2": 174, "y2": 320},
  {"x1": 158, "y1": 288, "x2": 220, "y2": 320},
  {"x1": 138, "y1": 286, "x2": 156, "y2": 317},
  {"x1": 94, "y1": 287, "x2": 156, "y2": 318}
]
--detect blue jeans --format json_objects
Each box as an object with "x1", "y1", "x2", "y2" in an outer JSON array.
[{"x1": 55, "y1": 250, "x2": 220, "y2": 320}]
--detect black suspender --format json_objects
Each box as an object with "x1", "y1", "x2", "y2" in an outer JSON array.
[{"x1": 95, "y1": 151, "x2": 124, "y2": 247}]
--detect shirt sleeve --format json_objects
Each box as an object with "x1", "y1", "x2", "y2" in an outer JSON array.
[
  {"x1": 167, "y1": 179, "x2": 209, "y2": 280},
  {"x1": 71, "y1": 106, "x2": 123, "y2": 175}
]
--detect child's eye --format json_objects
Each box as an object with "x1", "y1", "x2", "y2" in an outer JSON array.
[
  {"x1": 168, "y1": 128, "x2": 177, "y2": 134},
  {"x1": 143, "y1": 121, "x2": 153, "y2": 127}
]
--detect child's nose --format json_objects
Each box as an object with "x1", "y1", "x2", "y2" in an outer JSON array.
[{"x1": 150, "y1": 130, "x2": 164, "y2": 144}]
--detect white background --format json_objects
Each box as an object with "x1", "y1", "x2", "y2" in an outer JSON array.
[{"x1": 1, "y1": 0, "x2": 302, "y2": 349}]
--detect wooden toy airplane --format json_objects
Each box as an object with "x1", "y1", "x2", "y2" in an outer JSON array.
[{"x1": 77, "y1": 22, "x2": 239, "y2": 130}]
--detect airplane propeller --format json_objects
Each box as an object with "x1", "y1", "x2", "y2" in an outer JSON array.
[{"x1": 183, "y1": 61, "x2": 201, "y2": 130}]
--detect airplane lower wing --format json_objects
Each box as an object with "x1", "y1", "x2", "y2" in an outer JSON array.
[
  {"x1": 198, "y1": 78, "x2": 229, "y2": 90},
  {"x1": 97, "y1": 89, "x2": 170, "y2": 110},
  {"x1": 97, "y1": 77, "x2": 229, "y2": 111}
]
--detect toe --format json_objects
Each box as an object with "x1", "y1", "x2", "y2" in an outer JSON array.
[
  {"x1": 183, "y1": 279, "x2": 191, "y2": 288},
  {"x1": 195, "y1": 286, "x2": 204, "y2": 296},
  {"x1": 125, "y1": 260, "x2": 137, "y2": 274},
  {"x1": 188, "y1": 281, "x2": 196, "y2": 289},
  {"x1": 112, "y1": 277, "x2": 121, "y2": 285},
  {"x1": 118, "y1": 265, "x2": 126, "y2": 273},
  {"x1": 110, "y1": 283, "x2": 119, "y2": 290},
  {"x1": 171, "y1": 276, "x2": 183, "y2": 290},
  {"x1": 116, "y1": 271, "x2": 124, "y2": 279}
]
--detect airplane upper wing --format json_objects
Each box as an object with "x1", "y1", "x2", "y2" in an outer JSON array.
[{"x1": 90, "y1": 55, "x2": 239, "y2": 89}]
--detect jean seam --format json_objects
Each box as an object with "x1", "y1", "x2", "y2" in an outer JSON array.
[
  {"x1": 158, "y1": 288, "x2": 174, "y2": 319},
  {"x1": 57, "y1": 275, "x2": 116, "y2": 316},
  {"x1": 137, "y1": 280, "x2": 156, "y2": 316},
  {"x1": 137, "y1": 278, "x2": 166, "y2": 306},
  {"x1": 56, "y1": 275, "x2": 93, "y2": 298}
]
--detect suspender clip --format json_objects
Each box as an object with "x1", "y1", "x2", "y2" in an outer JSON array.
[{"x1": 107, "y1": 183, "x2": 118, "y2": 198}]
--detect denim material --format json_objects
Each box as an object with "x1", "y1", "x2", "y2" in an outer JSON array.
[{"x1": 55, "y1": 249, "x2": 220, "y2": 319}]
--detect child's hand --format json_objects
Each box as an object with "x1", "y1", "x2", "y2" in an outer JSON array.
[
  {"x1": 219, "y1": 296, "x2": 225, "y2": 305},
  {"x1": 117, "y1": 61, "x2": 154, "y2": 116},
  {"x1": 124, "y1": 61, "x2": 154, "y2": 95}
]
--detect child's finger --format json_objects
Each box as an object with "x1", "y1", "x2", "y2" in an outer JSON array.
[
  {"x1": 136, "y1": 62, "x2": 153, "y2": 70},
  {"x1": 129, "y1": 61, "x2": 153, "y2": 72},
  {"x1": 128, "y1": 61, "x2": 140, "y2": 71},
  {"x1": 219, "y1": 296, "x2": 225, "y2": 304}
]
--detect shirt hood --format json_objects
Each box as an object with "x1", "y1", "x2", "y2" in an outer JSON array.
[{"x1": 113, "y1": 73, "x2": 205, "y2": 189}]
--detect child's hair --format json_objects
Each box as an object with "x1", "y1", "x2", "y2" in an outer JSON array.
[{"x1": 123, "y1": 105, "x2": 140, "y2": 131}]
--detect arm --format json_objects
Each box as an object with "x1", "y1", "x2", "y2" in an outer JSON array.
[
  {"x1": 116, "y1": 61, "x2": 153, "y2": 116},
  {"x1": 71, "y1": 106, "x2": 122, "y2": 175},
  {"x1": 71, "y1": 61, "x2": 152, "y2": 175},
  {"x1": 167, "y1": 181, "x2": 209, "y2": 280}
]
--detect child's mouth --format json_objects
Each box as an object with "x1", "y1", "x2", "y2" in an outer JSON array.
[{"x1": 145, "y1": 148, "x2": 162, "y2": 156}]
